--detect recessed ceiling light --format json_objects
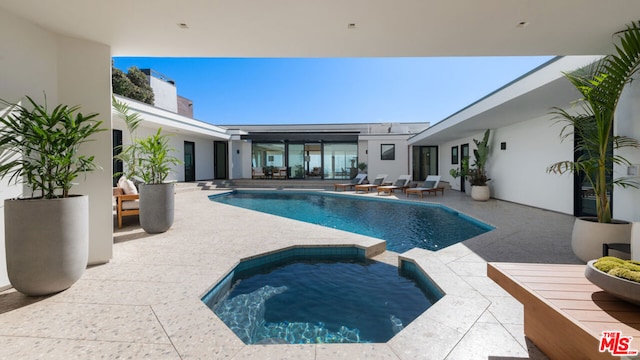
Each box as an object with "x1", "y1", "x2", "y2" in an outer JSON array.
[
  {"x1": 516, "y1": 21, "x2": 529, "y2": 28},
  {"x1": 347, "y1": 23, "x2": 357, "y2": 29},
  {"x1": 177, "y1": 23, "x2": 189, "y2": 29}
]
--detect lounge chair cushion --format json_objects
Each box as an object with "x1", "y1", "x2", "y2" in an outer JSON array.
[
  {"x1": 121, "y1": 199, "x2": 140, "y2": 210},
  {"x1": 373, "y1": 177, "x2": 385, "y2": 185},
  {"x1": 393, "y1": 179, "x2": 405, "y2": 186},
  {"x1": 118, "y1": 176, "x2": 138, "y2": 195},
  {"x1": 423, "y1": 180, "x2": 436, "y2": 188},
  {"x1": 350, "y1": 177, "x2": 361, "y2": 184}
]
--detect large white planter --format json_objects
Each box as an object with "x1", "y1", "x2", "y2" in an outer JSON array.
[
  {"x1": 470, "y1": 185, "x2": 490, "y2": 201},
  {"x1": 571, "y1": 217, "x2": 632, "y2": 263},
  {"x1": 4, "y1": 195, "x2": 89, "y2": 296},
  {"x1": 139, "y1": 183, "x2": 175, "y2": 234}
]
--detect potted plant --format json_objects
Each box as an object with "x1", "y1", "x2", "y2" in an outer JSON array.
[
  {"x1": 0, "y1": 95, "x2": 104, "y2": 296},
  {"x1": 134, "y1": 128, "x2": 181, "y2": 233},
  {"x1": 450, "y1": 129, "x2": 491, "y2": 201},
  {"x1": 357, "y1": 162, "x2": 367, "y2": 173},
  {"x1": 547, "y1": 21, "x2": 640, "y2": 262}
]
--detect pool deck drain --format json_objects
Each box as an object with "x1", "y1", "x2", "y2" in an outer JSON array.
[{"x1": 0, "y1": 189, "x2": 579, "y2": 359}]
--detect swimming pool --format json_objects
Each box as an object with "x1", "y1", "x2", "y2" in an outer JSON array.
[
  {"x1": 209, "y1": 190, "x2": 493, "y2": 253},
  {"x1": 201, "y1": 246, "x2": 443, "y2": 344}
]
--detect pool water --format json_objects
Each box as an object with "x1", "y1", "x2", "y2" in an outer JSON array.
[
  {"x1": 208, "y1": 257, "x2": 440, "y2": 344},
  {"x1": 209, "y1": 191, "x2": 493, "y2": 252}
]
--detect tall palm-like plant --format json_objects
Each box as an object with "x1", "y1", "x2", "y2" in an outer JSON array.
[
  {"x1": 112, "y1": 96, "x2": 142, "y2": 180},
  {"x1": 548, "y1": 21, "x2": 640, "y2": 223},
  {"x1": 135, "y1": 128, "x2": 181, "y2": 184},
  {"x1": 0, "y1": 96, "x2": 104, "y2": 199}
]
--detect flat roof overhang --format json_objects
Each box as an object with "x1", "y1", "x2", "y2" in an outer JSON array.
[
  {"x1": 241, "y1": 132, "x2": 359, "y2": 142},
  {"x1": 3, "y1": 0, "x2": 640, "y2": 57},
  {"x1": 408, "y1": 56, "x2": 603, "y2": 145}
]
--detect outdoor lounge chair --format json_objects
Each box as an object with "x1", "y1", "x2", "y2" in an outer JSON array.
[
  {"x1": 406, "y1": 175, "x2": 441, "y2": 198},
  {"x1": 334, "y1": 173, "x2": 367, "y2": 191},
  {"x1": 114, "y1": 177, "x2": 140, "y2": 228},
  {"x1": 355, "y1": 174, "x2": 387, "y2": 193},
  {"x1": 377, "y1": 175, "x2": 411, "y2": 195}
]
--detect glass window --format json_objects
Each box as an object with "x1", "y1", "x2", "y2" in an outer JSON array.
[
  {"x1": 381, "y1": 144, "x2": 395, "y2": 160},
  {"x1": 288, "y1": 144, "x2": 305, "y2": 179},
  {"x1": 323, "y1": 143, "x2": 358, "y2": 180},
  {"x1": 451, "y1": 146, "x2": 458, "y2": 164},
  {"x1": 252, "y1": 143, "x2": 285, "y2": 176}
]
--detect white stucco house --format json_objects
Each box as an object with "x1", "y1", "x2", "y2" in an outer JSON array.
[{"x1": 2, "y1": 1, "x2": 640, "y2": 291}]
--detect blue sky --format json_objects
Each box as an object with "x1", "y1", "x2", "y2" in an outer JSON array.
[{"x1": 113, "y1": 57, "x2": 553, "y2": 125}]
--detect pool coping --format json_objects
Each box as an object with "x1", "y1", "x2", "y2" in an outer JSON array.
[{"x1": 198, "y1": 239, "x2": 487, "y2": 357}]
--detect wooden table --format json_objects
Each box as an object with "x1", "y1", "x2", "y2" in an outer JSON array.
[{"x1": 488, "y1": 262, "x2": 640, "y2": 359}]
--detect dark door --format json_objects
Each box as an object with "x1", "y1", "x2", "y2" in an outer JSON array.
[
  {"x1": 214, "y1": 141, "x2": 228, "y2": 179},
  {"x1": 460, "y1": 143, "x2": 470, "y2": 193},
  {"x1": 184, "y1": 141, "x2": 196, "y2": 182},
  {"x1": 113, "y1": 129, "x2": 123, "y2": 186},
  {"x1": 412, "y1": 146, "x2": 438, "y2": 181}
]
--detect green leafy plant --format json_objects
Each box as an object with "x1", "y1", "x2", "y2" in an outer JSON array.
[
  {"x1": 357, "y1": 162, "x2": 367, "y2": 172},
  {"x1": 112, "y1": 96, "x2": 142, "y2": 180},
  {"x1": 547, "y1": 21, "x2": 640, "y2": 223},
  {"x1": 135, "y1": 128, "x2": 181, "y2": 184},
  {"x1": 450, "y1": 129, "x2": 491, "y2": 186},
  {"x1": 0, "y1": 95, "x2": 104, "y2": 199}
]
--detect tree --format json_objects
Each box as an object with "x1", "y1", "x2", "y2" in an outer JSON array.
[
  {"x1": 126, "y1": 66, "x2": 154, "y2": 104},
  {"x1": 112, "y1": 67, "x2": 135, "y2": 98},
  {"x1": 111, "y1": 65, "x2": 155, "y2": 105}
]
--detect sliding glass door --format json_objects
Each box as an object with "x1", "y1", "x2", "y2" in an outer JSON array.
[{"x1": 288, "y1": 144, "x2": 305, "y2": 179}]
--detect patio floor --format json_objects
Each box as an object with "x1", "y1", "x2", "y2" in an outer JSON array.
[{"x1": 0, "y1": 187, "x2": 582, "y2": 359}]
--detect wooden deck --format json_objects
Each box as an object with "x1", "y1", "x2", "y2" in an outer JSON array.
[{"x1": 488, "y1": 262, "x2": 640, "y2": 360}]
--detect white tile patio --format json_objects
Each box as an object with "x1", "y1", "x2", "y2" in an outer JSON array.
[{"x1": 0, "y1": 187, "x2": 580, "y2": 359}]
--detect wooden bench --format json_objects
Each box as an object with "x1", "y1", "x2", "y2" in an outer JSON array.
[{"x1": 488, "y1": 262, "x2": 640, "y2": 359}]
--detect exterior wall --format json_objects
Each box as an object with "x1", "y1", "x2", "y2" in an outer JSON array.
[
  {"x1": 0, "y1": 10, "x2": 59, "y2": 288},
  {"x1": 613, "y1": 78, "x2": 640, "y2": 222},
  {"x1": 228, "y1": 138, "x2": 248, "y2": 179},
  {"x1": 57, "y1": 36, "x2": 113, "y2": 265},
  {"x1": 361, "y1": 136, "x2": 411, "y2": 181},
  {"x1": 113, "y1": 122, "x2": 216, "y2": 182},
  {"x1": 0, "y1": 10, "x2": 114, "y2": 289},
  {"x1": 439, "y1": 119, "x2": 574, "y2": 215},
  {"x1": 440, "y1": 134, "x2": 478, "y2": 191},
  {"x1": 357, "y1": 140, "x2": 369, "y2": 172},
  {"x1": 489, "y1": 117, "x2": 574, "y2": 214},
  {"x1": 149, "y1": 75, "x2": 178, "y2": 113},
  {"x1": 177, "y1": 95, "x2": 194, "y2": 118}
]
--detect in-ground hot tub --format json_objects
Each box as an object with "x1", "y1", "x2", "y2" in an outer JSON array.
[{"x1": 201, "y1": 246, "x2": 443, "y2": 344}]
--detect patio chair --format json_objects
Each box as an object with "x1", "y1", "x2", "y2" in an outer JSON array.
[
  {"x1": 114, "y1": 177, "x2": 139, "y2": 228},
  {"x1": 377, "y1": 175, "x2": 411, "y2": 195},
  {"x1": 334, "y1": 173, "x2": 367, "y2": 191},
  {"x1": 252, "y1": 167, "x2": 265, "y2": 179},
  {"x1": 406, "y1": 175, "x2": 441, "y2": 198},
  {"x1": 355, "y1": 174, "x2": 388, "y2": 193},
  {"x1": 273, "y1": 167, "x2": 288, "y2": 179}
]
